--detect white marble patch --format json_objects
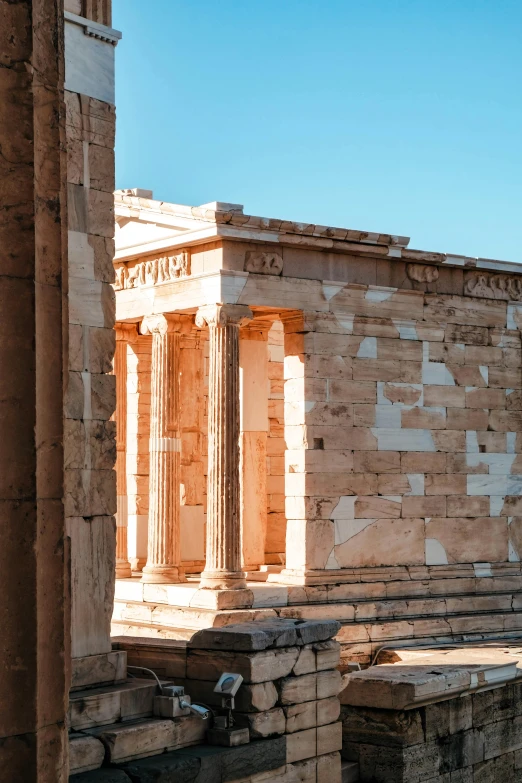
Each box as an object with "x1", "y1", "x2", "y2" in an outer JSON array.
[
  {"x1": 507, "y1": 304, "x2": 522, "y2": 331},
  {"x1": 365, "y1": 287, "x2": 396, "y2": 302},
  {"x1": 467, "y1": 475, "x2": 522, "y2": 496},
  {"x1": 489, "y1": 496, "x2": 505, "y2": 516},
  {"x1": 467, "y1": 476, "x2": 505, "y2": 496},
  {"x1": 473, "y1": 563, "x2": 493, "y2": 577},
  {"x1": 334, "y1": 518, "x2": 376, "y2": 546},
  {"x1": 331, "y1": 496, "x2": 356, "y2": 520},
  {"x1": 507, "y1": 476, "x2": 522, "y2": 495},
  {"x1": 479, "y1": 366, "x2": 489, "y2": 384},
  {"x1": 466, "y1": 453, "x2": 517, "y2": 474},
  {"x1": 325, "y1": 549, "x2": 340, "y2": 570},
  {"x1": 466, "y1": 431, "x2": 479, "y2": 453},
  {"x1": 371, "y1": 428, "x2": 436, "y2": 452},
  {"x1": 393, "y1": 320, "x2": 418, "y2": 340},
  {"x1": 357, "y1": 336, "x2": 377, "y2": 358},
  {"x1": 375, "y1": 406, "x2": 402, "y2": 428},
  {"x1": 422, "y1": 362, "x2": 455, "y2": 385},
  {"x1": 335, "y1": 315, "x2": 355, "y2": 332},
  {"x1": 406, "y1": 474, "x2": 425, "y2": 496},
  {"x1": 508, "y1": 540, "x2": 520, "y2": 563},
  {"x1": 322, "y1": 282, "x2": 347, "y2": 301},
  {"x1": 425, "y1": 537, "x2": 449, "y2": 566}
]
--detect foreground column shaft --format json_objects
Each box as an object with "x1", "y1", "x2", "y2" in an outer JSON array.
[
  {"x1": 196, "y1": 304, "x2": 252, "y2": 589},
  {"x1": 114, "y1": 324, "x2": 136, "y2": 578},
  {"x1": 141, "y1": 315, "x2": 184, "y2": 583}
]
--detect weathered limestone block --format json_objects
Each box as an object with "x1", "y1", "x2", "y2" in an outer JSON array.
[
  {"x1": 317, "y1": 696, "x2": 341, "y2": 727},
  {"x1": 316, "y1": 752, "x2": 342, "y2": 783},
  {"x1": 293, "y1": 645, "x2": 316, "y2": 676},
  {"x1": 279, "y1": 673, "x2": 318, "y2": 705},
  {"x1": 69, "y1": 517, "x2": 116, "y2": 657},
  {"x1": 284, "y1": 700, "x2": 317, "y2": 733},
  {"x1": 286, "y1": 728, "x2": 317, "y2": 763},
  {"x1": 69, "y1": 734, "x2": 105, "y2": 774},
  {"x1": 235, "y1": 708, "x2": 286, "y2": 738},
  {"x1": 279, "y1": 671, "x2": 342, "y2": 706},
  {"x1": 86, "y1": 716, "x2": 207, "y2": 763},
  {"x1": 71, "y1": 651, "x2": 127, "y2": 691},
  {"x1": 188, "y1": 619, "x2": 341, "y2": 651},
  {"x1": 118, "y1": 737, "x2": 287, "y2": 783},
  {"x1": 187, "y1": 648, "x2": 300, "y2": 684}
]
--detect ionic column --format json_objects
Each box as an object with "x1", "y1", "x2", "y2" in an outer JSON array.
[
  {"x1": 140, "y1": 314, "x2": 185, "y2": 583},
  {"x1": 195, "y1": 304, "x2": 253, "y2": 589},
  {"x1": 114, "y1": 323, "x2": 137, "y2": 578}
]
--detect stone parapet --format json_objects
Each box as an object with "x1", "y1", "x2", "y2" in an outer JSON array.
[{"x1": 341, "y1": 645, "x2": 522, "y2": 782}]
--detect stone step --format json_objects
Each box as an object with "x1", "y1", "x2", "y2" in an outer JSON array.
[
  {"x1": 244, "y1": 570, "x2": 270, "y2": 582},
  {"x1": 69, "y1": 733, "x2": 105, "y2": 775},
  {"x1": 341, "y1": 760, "x2": 360, "y2": 783},
  {"x1": 69, "y1": 677, "x2": 162, "y2": 730},
  {"x1": 114, "y1": 590, "x2": 522, "y2": 627},
  {"x1": 84, "y1": 715, "x2": 208, "y2": 764},
  {"x1": 111, "y1": 618, "x2": 197, "y2": 641},
  {"x1": 116, "y1": 573, "x2": 522, "y2": 608}
]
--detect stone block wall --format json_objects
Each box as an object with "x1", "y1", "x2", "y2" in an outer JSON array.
[
  {"x1": 282, "y1": 288, "x2": 522, "y2": 577},
  {"x1": 64, "y1": 0, "x2": 119, "y2": 665},
  {"x1": 342, "y1": 679, "x2": 522, "y2": 782},
  {"x1": 65, "y1": 88, "x2": 117, "y2": 660},
  {"x1": 114, "y1": 619, "x2": 344, "y2": 781}
]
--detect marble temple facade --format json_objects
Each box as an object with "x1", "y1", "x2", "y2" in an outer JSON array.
[{"x1": 112, "y1": 192, "x2": 522, "y2": 665}]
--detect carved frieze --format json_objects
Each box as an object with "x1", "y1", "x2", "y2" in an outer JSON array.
[
  {"x1": 406, "y1": 263, "x2": 439, "y2": 283},
  {"x1": 114, "y1": 250, "x2": 190, "y2": 290},
  {"x1": 464, "y1": 272, "x2": 522, "y2": 301},
  {"x1": 244, "y1": 250, "x2": 283, "y2": 275}
]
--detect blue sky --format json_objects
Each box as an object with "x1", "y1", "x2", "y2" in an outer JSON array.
[{"x1": 113, "y1": 1, "x2": 522, "y2": 260}]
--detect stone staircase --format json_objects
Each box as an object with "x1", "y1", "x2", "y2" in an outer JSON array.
[
  {"x1": 112, "y1": 585, "x2": 522, "y2": 667},
  {"x1": 68, "y1": 668, "x2": 207, "y2": 775}
]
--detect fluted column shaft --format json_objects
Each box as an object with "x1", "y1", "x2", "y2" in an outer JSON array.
[
  {"x1": 141, "y1": 314, "x2": 185, "y2": 583},
  {"x1": 196, "y1": 304, "x2": 253, "y2": 589},
  {"x1": 114, "y1": 323, "x2": 136, "y2": 578}
]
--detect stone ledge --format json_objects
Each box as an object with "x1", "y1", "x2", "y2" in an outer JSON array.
[
  {"x1": 114, "y1": 737, "x2": 287, "y2": 783},
  {"x1": 188, "y1": 618, "x2": 341, "y2": 651},
  {"x1": 341, "y1": 647, "x2": 522, "y2": 710}
]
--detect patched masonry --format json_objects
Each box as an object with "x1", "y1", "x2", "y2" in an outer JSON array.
[{"x1": 111, "y1": 192, "x2": 522, "y2": 669}]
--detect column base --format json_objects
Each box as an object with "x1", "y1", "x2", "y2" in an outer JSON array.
[
  {"x1": 141, "y1": 565, "x2": 185, "y2": 584},
  {"x1": 200, "y1": 570, "x2": 247, "y2": 590},
  {"x1": 115, "y1": 560, "x2": 132, "y2": 579}
]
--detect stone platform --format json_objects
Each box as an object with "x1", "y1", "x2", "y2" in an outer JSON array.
[
  {"x1": 340, "y1": 643, "x2": 522, "y2": 782},
  {"x1": 112, "y1": 569, "x2": 522, "y2": 667}
]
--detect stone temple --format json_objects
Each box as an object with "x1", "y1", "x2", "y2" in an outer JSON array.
[{"x1": 4, "y1": 1, "x2": 522, "y2": 781}]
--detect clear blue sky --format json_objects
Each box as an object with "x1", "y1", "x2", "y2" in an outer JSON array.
[{"x1": 113, "y1": 1, "x2": 522, "y2": 260}]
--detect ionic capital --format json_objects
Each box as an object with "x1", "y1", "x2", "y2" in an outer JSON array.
[
  {"x1": 115, "y1": 322, "x2": 138, "y2": 342},
  {"x1": 140, "y1": 313, "x2": 188, "y2": 336},
  {"x1": 195, "y1": 304, "x2": 253, "y2": 329}
]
